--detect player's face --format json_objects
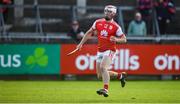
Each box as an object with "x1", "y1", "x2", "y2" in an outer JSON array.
[{"x1": 104, "y1": 9, "x2": 115, "y2": 21}]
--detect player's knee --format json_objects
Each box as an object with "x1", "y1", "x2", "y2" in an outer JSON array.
[{"x1": 100, "y1": 65, "x2": 107, "y2": 71}]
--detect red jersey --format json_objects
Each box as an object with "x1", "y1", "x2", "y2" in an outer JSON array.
[{"x1": 91, "y1": 18, "x2": 124, "y2": 52}]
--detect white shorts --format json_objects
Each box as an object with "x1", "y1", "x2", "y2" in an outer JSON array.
[{"x1": 96, "y1": 50, "x2": 116, "y2": 63}]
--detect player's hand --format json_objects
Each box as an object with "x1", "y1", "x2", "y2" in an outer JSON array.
[{"x1": 110, "y1": 36, "x2": 117, "y2": 42}]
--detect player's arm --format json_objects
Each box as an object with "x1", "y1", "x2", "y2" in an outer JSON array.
[
  {"x1": 76, "y1": 28, "x2": 94, "y2": 50},
  {"x1": 110, "y1": 34, "x2": 127, "y2": 43},
  {"x1": 110, "y1": 26, "x2": 127, "y2": 43}
]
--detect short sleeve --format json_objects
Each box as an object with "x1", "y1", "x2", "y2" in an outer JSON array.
[
  {"x1": 91, "y1": 20, "x2": 97, "y2": 30},
  {"x1": 116, "y1": 26, "x2": 124, "y2": 37}
]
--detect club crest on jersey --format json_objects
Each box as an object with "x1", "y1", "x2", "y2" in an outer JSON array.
[{"x1": 100, "y1": 30, "x2": 108, "y2": 37}]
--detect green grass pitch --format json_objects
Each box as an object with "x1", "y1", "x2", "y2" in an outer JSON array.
[{"x1": 0, "y1": 81, "x2": 180, "y2": 103}]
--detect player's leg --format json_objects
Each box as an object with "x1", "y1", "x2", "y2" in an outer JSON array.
[
  {"x1": 97, "y1": 55, "x2": 112, "y2": 97},
  {"x1": 108, "y1": 70, "x2": 119, "y2": 79},
  {"x1": 108, "y1": 71, "x2": 126, "y2": 79},
  {"x1": 96, "y1": 52, "x2": 110, "y2": 97},
  {"x1": 101, "y1": 55, "x2": 111, "y2": 89},
  {"x1": 106, "y1": 51, "x2": 127, "y2": 87},
  {"x1": 96, "y1": 63, "x2": 126, "y2": 82},
  {"x1": 108, "y1": 71, "x2": 127, "y2": 87},
  {"x1": 96, "y1": 62, "x2": 102, "y2": 79},
  {"x1": 96, "y1": 61, "x2": 109, "y2": 97},
  {"x1": 96, "y1": 52, "x2": 103, "y2": 79}
]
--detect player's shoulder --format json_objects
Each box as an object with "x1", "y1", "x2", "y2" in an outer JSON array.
[
  {"x1": 94, "y1": 18, "x2": 106, "y2": 23},
  {"x1": 111, "y1": 20, "x2": 120, "y2": 28}
]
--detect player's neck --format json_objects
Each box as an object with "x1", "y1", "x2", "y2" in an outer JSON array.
[{"x1": 104, "y1": 18, "x2": 113, "y2": 22}]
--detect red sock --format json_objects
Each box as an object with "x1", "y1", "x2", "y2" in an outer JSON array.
[
  {"x1": 117, "y1": 73, "x2": 121, "y2": 79},
  {"x1": 104, "y1": 84, "x2": 109, "y2": 90}
]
